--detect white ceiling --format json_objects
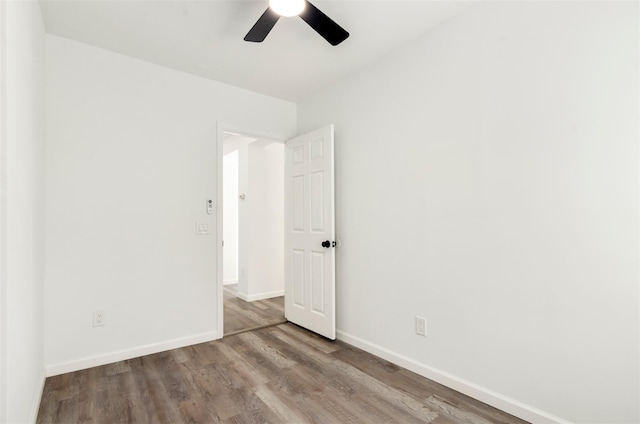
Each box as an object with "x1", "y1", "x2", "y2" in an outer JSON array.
[{"x1": 40, "y1": 0, "x2": 473, "y2": 102}]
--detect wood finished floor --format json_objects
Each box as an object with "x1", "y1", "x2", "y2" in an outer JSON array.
[
  {"x1": 223, "y1": 284, "x2": 285, "y2": 335},
  {"x1": 37, "y1": 323, "x2": 528, "y2": 424}
]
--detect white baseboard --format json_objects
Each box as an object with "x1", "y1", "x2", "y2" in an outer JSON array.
[
  {"x1": 223, "y1": 280, "x2": 238, "y2": 286},
  {"x1": 236, "y1": 290, "x2": 284, "y2": 302},
  {"x1": 336, "y1": 330, "x2": 571, "y2": 424},
  {"x1": 45, "y1": 330, "x2": 219, "y2": 377},
  {"x1": 29, "y1": 368, "x2": 46, "y2": 423}
]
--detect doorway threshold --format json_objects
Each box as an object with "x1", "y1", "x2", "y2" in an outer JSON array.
[{"x1": 224, "y1": 319, "x2": 288, "y2": 338}]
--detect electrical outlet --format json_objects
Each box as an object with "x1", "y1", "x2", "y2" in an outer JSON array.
[
  {"x1": 93, "y1": 311, "x2": 106, "y2": 327},
  {"x1": 415, "y1": 316, "x2": 426, "y2": 336}
]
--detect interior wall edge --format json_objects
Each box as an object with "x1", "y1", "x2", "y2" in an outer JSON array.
[
  {"x1": 336, "y1": 330, "x2": 572, "y2": 424},
  {"x1": 28, "y1": 371, "x2": 46, "y2": 424},
  {"x1": 45, "y1": 330, "x2": 219, "y2": 377}
]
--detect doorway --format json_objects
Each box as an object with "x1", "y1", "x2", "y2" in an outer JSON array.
[
  {"x1": 221, "y1": 130, "x2": 286, "y2": 336},
  {"x1": 217, "y1": 123, "x2": 337, "y2": 340}
]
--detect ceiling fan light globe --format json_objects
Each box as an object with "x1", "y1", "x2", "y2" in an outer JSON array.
[{"x1": 269, "y1": 0, "x2": 305, "y2": 17}]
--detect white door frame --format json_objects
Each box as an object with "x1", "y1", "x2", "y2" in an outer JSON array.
[
  {"x1": 0, "y1": 0, "x2": 8, "y2": 419},
  {"x1": 215, "y1": 122, "x2": 287, "y2": 338}
]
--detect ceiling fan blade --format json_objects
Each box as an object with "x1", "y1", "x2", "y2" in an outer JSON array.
[
  {"x1": 299, "y1": 1, "x2": 349, "y2": 46},
  {"x1": 244, "y1": 7, "x2": 280, "y2": 42}
]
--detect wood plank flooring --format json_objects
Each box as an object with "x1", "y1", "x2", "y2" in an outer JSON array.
[
  {"x1": 37, "y1": 323, "x2": 528, "y2": 424},
  {"x1": 223, "y1": 284, "x2": 286, "y2": 335}
]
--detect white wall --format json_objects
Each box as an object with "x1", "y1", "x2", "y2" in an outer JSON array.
[
  {"x1": 225, "y1": 134, "x2": 254, "y2": 297},
  {"x1": 237, "y1": 141, "x2": 250, "y2": 297},
  {"x1": 235, "y1": 139, "x2": 285, "y2": 301},
  {"x1": 1, "y1": 1, "x2": 46, "y2": 422},
  {"x1": 298, "y1": 1, "x2": 639, "y2": 423},
  {"x1": 44, "y1": 35, "x2": 296, "y2": 374},
  {"x1": 223, "y1": 150, "x2": 239, "y2": 284},
  {"x1": 246, "y1": 141, "x2": 284, "y2": 300}
]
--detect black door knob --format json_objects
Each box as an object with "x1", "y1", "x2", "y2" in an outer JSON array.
[{"x1": 321, "y1": 240, "x2": 330, "y2": 248}]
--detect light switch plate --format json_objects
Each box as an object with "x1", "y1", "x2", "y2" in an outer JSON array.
[{"x1": 196, "y1": 222, "x2": 210, "y2": 235}]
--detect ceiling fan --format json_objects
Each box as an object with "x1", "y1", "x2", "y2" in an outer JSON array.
[{"x1": 244, "y1": 0, "x2": 349, "y2": 46}]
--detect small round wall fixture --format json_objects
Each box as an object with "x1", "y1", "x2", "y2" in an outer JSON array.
[{"x1": 269, "y1": 0, "x2": 305, "y2": 17}]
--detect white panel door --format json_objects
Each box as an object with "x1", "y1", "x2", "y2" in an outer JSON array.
[{"x1": 284, "y1": 125, "x2": 335, "y2": 340}]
